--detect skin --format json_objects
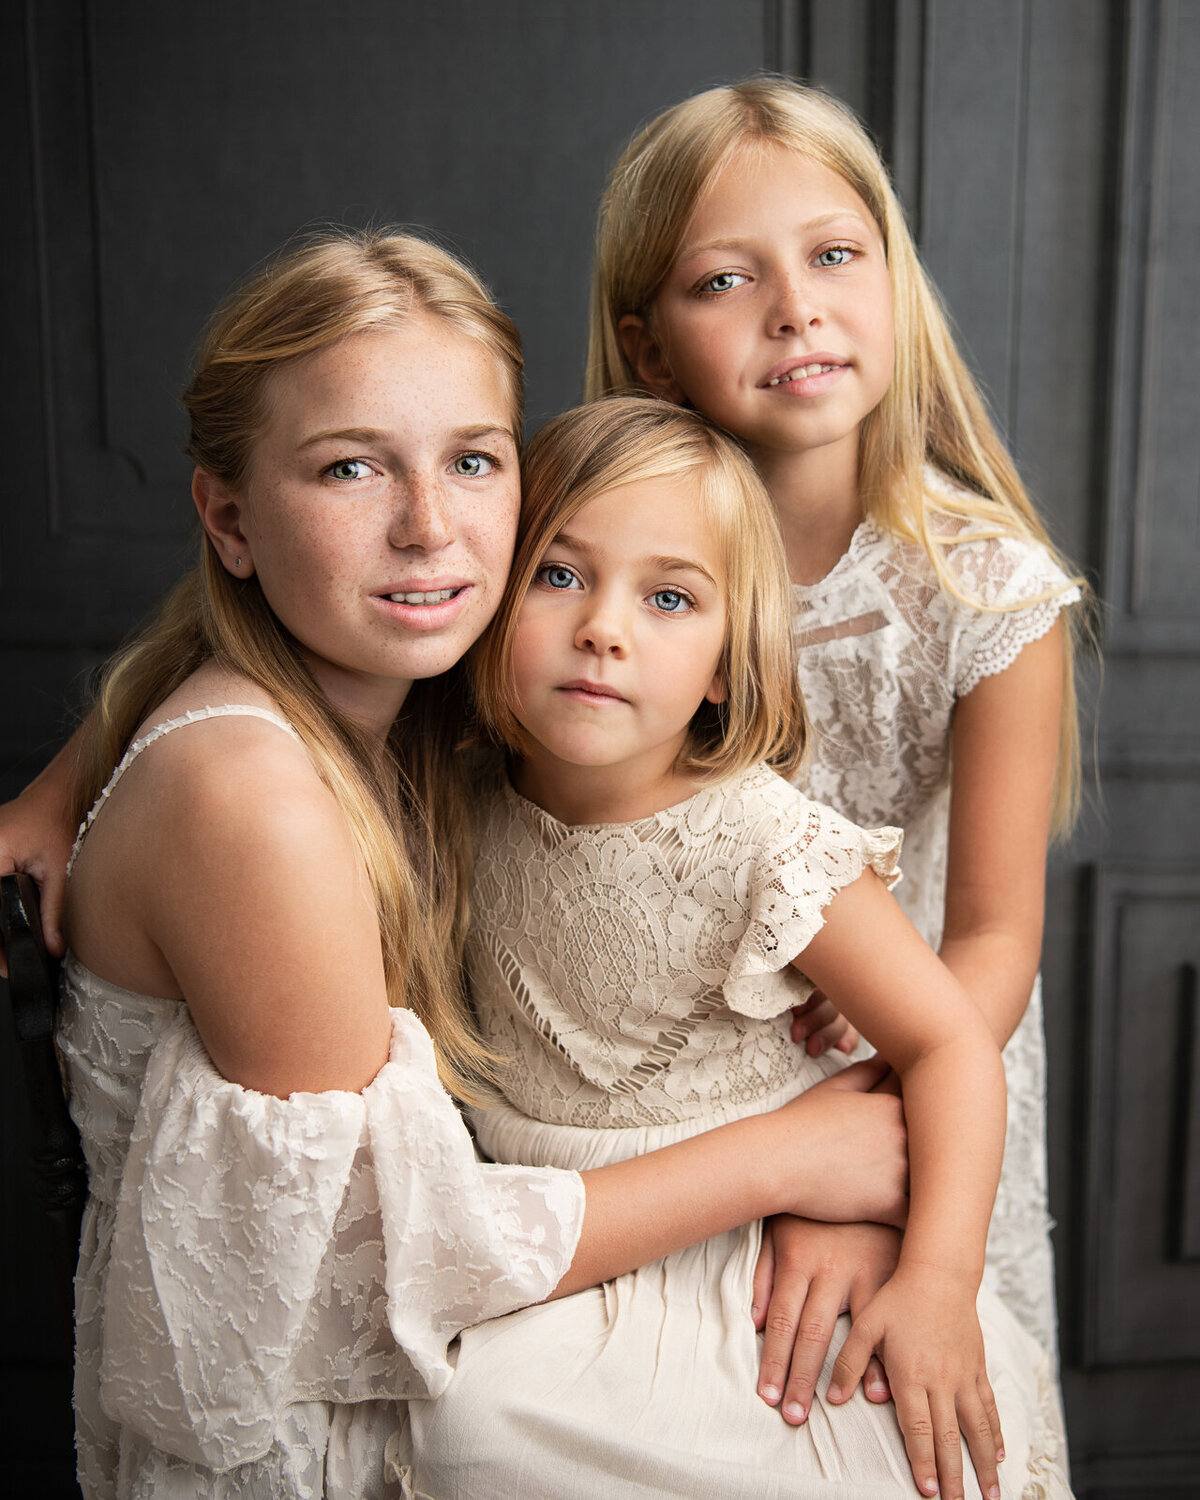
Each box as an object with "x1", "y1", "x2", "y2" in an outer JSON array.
[{"x1": 619, "y1": 139, "x2": 1062, "y2": 1499}]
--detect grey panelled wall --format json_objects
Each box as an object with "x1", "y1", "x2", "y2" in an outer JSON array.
[{"x1": 1, "y1": 2, "x2": 1197, "y2": 1497}]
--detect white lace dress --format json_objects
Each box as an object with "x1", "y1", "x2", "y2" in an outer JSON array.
[
  {"x1": 789, "y1": 483, "x2": 1080, "y2": 1355},
  {"x1": 404, "y1": 764, "x2": 1071, "y2": 1499},
  {"x1": 58, "y1": 707, "x2": 586, "y2": 1500}
]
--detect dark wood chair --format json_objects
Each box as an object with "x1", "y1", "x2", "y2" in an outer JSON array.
[{"x1": 1, "y1": 872, "x2": 87, "y2": 1335}]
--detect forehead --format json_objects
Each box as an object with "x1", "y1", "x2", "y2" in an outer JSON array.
[
  {"x1": 259, "y1": 315, "x2": 516, "y2": 440},
  {"x1": 566, "y1": 470, "x2": 727, "y2": 567},
  {"x1": 686, "y1": 141, "x2": 880, "y2": 241}
]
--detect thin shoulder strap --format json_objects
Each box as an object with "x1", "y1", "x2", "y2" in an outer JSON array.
[{"x1": 68, "y1": 705, "x2": 303, "y2": 873}]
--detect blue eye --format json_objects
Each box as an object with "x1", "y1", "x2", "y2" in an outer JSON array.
[
  {"x1": 538, "y1": 564, "x2": 581, "y2": 591},
  {"x1": 326, "y1": 458, "x2": 372, "y2": 481},
  {"x1": 453, "y1": 452, "x2": 495, "y2": 477},
  {"x1": 700, "y1": 270, "x2": 749, "y2": 295},
  {"x1": 650, "y1": 589, "x2": 692, "y2": 614},
  {"x1": 816, "y1": 246, "x2": 854, "y2": 268}
]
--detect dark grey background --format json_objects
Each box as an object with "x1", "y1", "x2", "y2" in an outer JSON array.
[{"x1": 2, "y1": 2, "x2": 1197, "y2": 1495}]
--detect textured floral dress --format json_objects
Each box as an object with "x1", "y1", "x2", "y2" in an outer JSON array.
[
  {"x1": 404, "y1": 763, "x2": 1072, "y2": 1499},
  {"x1": 789, "y1": 476, "x2": 1081, "y2": 1355},
  {"x1": 58, "y1": 707, "x2": 586, "y2": 1500}
]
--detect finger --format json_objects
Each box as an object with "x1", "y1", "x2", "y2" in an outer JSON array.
[
  {"x1": 781, "y1": 1281, "x2": 843, "y2": 1426},
  {"x1": 891, "y1": 1383, "x2": 939, "y2": 1498},
  {"x1": 959, "y1": 1386, "x2": 1001, "y2": 1500},
  {"x1": 757, "y1": 1270, "x2": 810, "y2": 1410},
  {"x1": 822, "y1": 1055, "x2": 891, "y2": 1094},
  {"x1": 826, "y1": 1314, "x2": 876, "y2": 1404},
  {"x1": 979, "y1": 1372, "x2": 1005, "y2": 1468},
  {"x1": 862, "y1": 1354, "x2": 890, "y2": 1403},
  {"x1": 929, "y1": 1390, "x2": 966, "y2": 1500},
  {"x1": 751, "y1": 1224, "x2": 776, "y2": 1331},
  {"x1": 39, "y1": 869, "x2": 68, "y2": 956},
  {"x1": 789, "y1": 990, "x2": 827, "y2": 1045}
]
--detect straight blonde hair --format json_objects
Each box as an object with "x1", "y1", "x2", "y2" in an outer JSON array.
[
  {"x1": 73, "y1": 229, "x2": 524, "y2": 1099},
  {"x1": 587, "y1": 76, "x2": 1086, "y2": 832},
  {"x1": 472, "y1": 396, "x2": 807, "y2": 782}
]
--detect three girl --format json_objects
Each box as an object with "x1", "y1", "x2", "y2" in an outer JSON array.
[
  {"x1": 586, "y1": 76, "x2": 1082, "y2": 1407},
  {"x1": 402, "y1": 398, "x2": 1070, "y2": 1500}
]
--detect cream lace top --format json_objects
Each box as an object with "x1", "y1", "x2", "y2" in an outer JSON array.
[
  {"x1": 59, "y1": 706, "x2": 585, "y2": 1499},
  {"x1": 467, "y1": 763, "x2": 902, "y2": 1133}
]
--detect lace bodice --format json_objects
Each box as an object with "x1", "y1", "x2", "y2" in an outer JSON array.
[
  {"x1": 468, "y1": 764, "x2": 901, "y2": 1132},
  {"x1": 59, "y1": 706, "x2": 585, "y2": 1498},
  {"x1": 791, "y1": 485, "x2": 1079, "y2": 945}
]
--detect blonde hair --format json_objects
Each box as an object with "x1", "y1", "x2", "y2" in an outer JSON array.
[
  {"x1": 73, "y1": 228, "x2": 523, "y2": 1099},
  {"x1": 587, "y1": 75, "x2": 1085, "y2": 831},
  {"x1": 472, "y1": 396, "x2": 807, "y2": 782}
]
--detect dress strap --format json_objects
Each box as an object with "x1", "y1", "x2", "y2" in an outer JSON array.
[{"x1": 68, "y1": 705, "x2": 303, "y2": 873}]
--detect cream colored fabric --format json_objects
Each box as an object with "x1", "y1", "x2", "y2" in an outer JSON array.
[
  {"x1": 790, "y1": 479, "x2": 1080, "y2": 1355},
  {"x1": 402, "y1": 768, "x2": 1072, "y2": 1498},
  {"x1": 59, "y1": 708, "x2": 585, "y2": 1500}
]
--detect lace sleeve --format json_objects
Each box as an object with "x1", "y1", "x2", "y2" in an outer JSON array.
[
  {"x1": 723, "y1": 798, "x2": 903, "y2": 1019},
  {"x1": 98, "y1": 1007, "x2": 585, "y2": 1471},
  {"x1": 944, "y1": 533, "x2": 1081, "y2": 698}
]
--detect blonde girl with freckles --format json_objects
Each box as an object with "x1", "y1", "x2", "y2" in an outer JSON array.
[
  {"x1": 589, "y1": 75, "x2": 1083, "y2": 1435},
  {"x1": 403, "y1": 397, "x2": 1072, "y2": 1500},
  {"x1": 1, "y1": 233, "x2": 913, "y2": 1500}
]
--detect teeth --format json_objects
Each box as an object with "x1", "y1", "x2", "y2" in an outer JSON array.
[
  {"x1": 385, "y1": 588, "x2": 458, "y2": 604},
  {"x1": 769, "y1": 364, "x2": 838, "y2": 385}
]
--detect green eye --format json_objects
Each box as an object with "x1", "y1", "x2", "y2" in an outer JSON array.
[
  {"x1": 701, "y1": 271, "x2": 749, "y2": 294},
  {"x1": 453, "y1": 452, "x2": 495, "y2": 477},
  {"x1": 327, "y1": 459, "x2": 371, "y2": 481},
  {"x1": 816, "y1": 246, "x2": 854, "y2": 268}
]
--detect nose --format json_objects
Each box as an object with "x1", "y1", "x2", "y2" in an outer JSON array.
[
  {"x1": 574, "y1": 591, "x2": 628, "y2": 658},
  {"x1": 768, "y1": 273, "x2": 820, "y2": 336},
  {"x1": 390, "y1": 471, "x2": 454, "y2": 553}
]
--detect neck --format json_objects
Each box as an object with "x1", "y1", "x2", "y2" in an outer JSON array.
[
  {"x1": 302, "y1": 653, "x2": 412, "y2": 744},
  {"x1": 748, "y1": 437, "x2": 865, "y2": 586},
  {"x1": 511, "y1": 747, "x2": 704, "y2": 826}
]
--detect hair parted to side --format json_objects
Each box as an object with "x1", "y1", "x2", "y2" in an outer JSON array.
[
  {"x1": 472, "y1": 396, "x2": 808, "y2": 783},
  {"x1": 72, "y1": 227, "x2": 523, "y2": 1100},
  {"x1": 586, "y1": 75, "x2": 1086, "y2": 832}
]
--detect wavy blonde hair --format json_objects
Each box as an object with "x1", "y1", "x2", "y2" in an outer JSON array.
[
  {"x1": 73, "y1": 229, "x2": 523, "y2": 1098},
  {"x1": 472, "y1": 396, "x2": 807, "y2": 782},
  {"x1": 587, "y1": 76, "x2": 1085, "y2": 831}
]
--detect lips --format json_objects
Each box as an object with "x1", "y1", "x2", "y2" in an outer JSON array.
[
  {"x1": 375, "y1": 583, "x2": 467, "y2": 605},
  {"x1": 760, "y1": 354, "x2": 847, "y2": 388},
  {"x1": 558, "y1": 679, "x2": 627, "y2": 704}
]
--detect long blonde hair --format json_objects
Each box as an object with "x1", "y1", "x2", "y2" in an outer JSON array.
[
  {"x1": 73, "y1": 229, "x2": 524, "y2": 1098},
  {"x1": 472, "y1": 397, "x2": 807, "y2": 782},
  {"x1": 587, "y1": 76, "x2": 1085, "y2": 831}
]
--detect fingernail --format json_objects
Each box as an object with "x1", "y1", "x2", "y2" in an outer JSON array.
[
  {"x1": 922, "y1": 1482, "x2": 938, "y2": 1496},
  {"x1": 760, "y1": 1384, "x2": 780, "y2": 1404},
  {"x1": 827, "y1": 1384, "x2": 842, "y2": 1403},
  {"x1": 867, "y1": 1380, "x2": 887, "y2": 1398},
  {"x1": 783, "y1": 1400, "x2": 806, "y2": 1423},
  {"x1": 750, "y1": 1304, "x2": 760, "y2": 1320},
  {"x1": 996, "y1": 1449, "x2": 1005, "y2": 1462},
  {"x1": 989, "y1": 1486, "x2": 1001, "y2": 1499}
]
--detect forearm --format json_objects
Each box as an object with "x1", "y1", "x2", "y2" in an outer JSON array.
[{"x1": 897, "y1": 1034, "x2": 1005, "y2": 1284}]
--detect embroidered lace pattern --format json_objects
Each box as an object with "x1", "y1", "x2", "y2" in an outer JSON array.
[
  {"x1": 789, "y1": 488, "x2": 1079, "y2": 1353},
  {"x1": 468, "y1": 764, "x2": 901, "y2": 1132},
  {"x1": 60, "y1": 707, "x2": 585, "y2": 1499}
]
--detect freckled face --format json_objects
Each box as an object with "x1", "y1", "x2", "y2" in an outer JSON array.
[
  {"x1": 647, "y1": 145, "x2": 895, "y2": 468},
  {"x1": 236, "y1": 317, "x2": 520, "y2": 725},
  {"x1": 509, "y1": 474, "x2": 728, "y2": 796}
]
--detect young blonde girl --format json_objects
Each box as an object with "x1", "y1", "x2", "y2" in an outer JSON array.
[
  {"x1": 587, "y1": 76, "x2": 1082, "y2": 1409},
  {"x1": 403, "y1": 397, "x2": 1072, "y2": 1500}
]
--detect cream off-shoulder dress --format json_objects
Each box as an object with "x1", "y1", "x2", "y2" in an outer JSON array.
[
  {"x1": 403, "y1": 763, "x2": 1071, "y2": 1500},
  {"x1": 57, "y1": 707, "x2": 586, "y2": 1500},
  {"x1": 789, "y1": 475, "x2": 1081, "y2": 1359}
]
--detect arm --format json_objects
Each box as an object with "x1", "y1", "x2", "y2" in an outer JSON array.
[
  {"x1": 940, "y1": 620, "x2": 1063, "y2": 1046},
  {"x1": 0, "y1": 729, "x2": 83, "y2": 972},
  {"x1": 799, "y1": 872, "x2": 1007, "y2": 1500}
]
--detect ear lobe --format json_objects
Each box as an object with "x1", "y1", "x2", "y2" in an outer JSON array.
[
  {"x1": 703, "y1": 668, "x2": 728, "y2": 706},
  {"x1": 617, "y1": 314, "x2": 687, "y2": 405},
  {"x1": 192, "y1": 467, "x2": 255, "y2": 578}
]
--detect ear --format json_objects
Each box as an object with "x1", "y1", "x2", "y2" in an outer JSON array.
[
  {"x1": 192, "y1": 467, "x2": 255, "y2": 578},
  {"x1": 703, "y1": 664, "x2": 728, "y2": 706},
  {"x1": 617, "y1": 314, "x2": 687, "y2": 404}
]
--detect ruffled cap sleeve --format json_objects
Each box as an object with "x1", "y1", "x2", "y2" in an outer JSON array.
[
  {"x1": 98, "y1": 1006, "x2": 584, "y2": 1471},
  {"x1": 722, "y1": 789, "x2": 902, "y2": 1019}
]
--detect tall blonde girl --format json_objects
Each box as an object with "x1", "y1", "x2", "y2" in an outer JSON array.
[{"x1": 588, "y1": 75, "x2": 1082, "y2": 1414}]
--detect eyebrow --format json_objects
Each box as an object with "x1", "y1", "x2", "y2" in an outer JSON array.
[
  {"x1": 552, "y1": 532, "x2": 719, "y2": 588},
  {"x1": 678, "y1": 212, "x2": 870, "y2": 259},
  {"x1": 298, "y1": 423, "x2": 516, "y2": 450}
]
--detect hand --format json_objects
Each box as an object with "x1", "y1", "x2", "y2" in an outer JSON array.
[
  {"x1": 752, "y1": 1216, "x2": 899, "y2": 1426},
  {"x1": 828, "y1": 1265, "x2": 1005, "y2": 1500},
  {"x1": 0, "y1": 768, "x2": 77, "y2": 976},
  {"x1": 790, "y1": 987, "x2": 859, "y2": 1057},
  {"x1": 777, "y1": 1059, "x2": 908, "y2": 1228}
]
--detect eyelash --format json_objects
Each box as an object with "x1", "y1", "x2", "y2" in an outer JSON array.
[
  {"x1": 535, "y1": 566, "x2": 696, "y2": 615},
  {"x1": 816, "y1": 244, "x2": 857, "y2": 268},
  {"x1": 692, "y1": 243, "x2": 860, "y2": 296},
  {"x1": 322, "y1": 450, "x2": 501, "y2": 483}
]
